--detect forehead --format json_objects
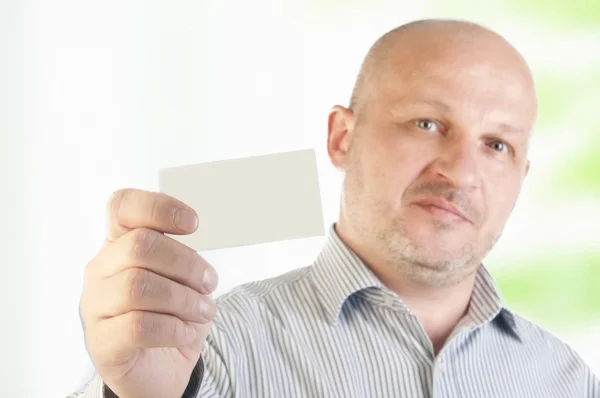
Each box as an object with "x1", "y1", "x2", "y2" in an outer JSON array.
[{"x1": 376, "y1": 57, "x2": 537, "y2": 128}]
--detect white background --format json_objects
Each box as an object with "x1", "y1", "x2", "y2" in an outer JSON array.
[{"x1": 1, "y1": 1, "x2": 598, "y2": 396}]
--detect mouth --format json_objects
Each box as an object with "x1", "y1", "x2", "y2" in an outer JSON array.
[{"x1": 413, "y1": 197, "x2": 472, "y2": 224}]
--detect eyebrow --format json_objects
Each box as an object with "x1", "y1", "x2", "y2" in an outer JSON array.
[
  {"x1": 489, "y1": 122, "x2": 525, "y2": 135},
  {"x1": 420, "y1": 99, "x2": 451, "y2": 112},
  {"x1": 389, "y1": 98, "x2": 452, "y2": 112}
]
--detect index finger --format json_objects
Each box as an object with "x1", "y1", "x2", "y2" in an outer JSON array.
[{"x1": 107, "y1": 188, "x2": 198, "y2": 242}]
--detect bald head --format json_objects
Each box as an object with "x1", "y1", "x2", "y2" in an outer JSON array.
[
  {"x1": 349, "y1": 19, "x2": 536, "y2": 120},
  {"x1": 327, "y1": 19, "x2": 538, "y2": 289}
]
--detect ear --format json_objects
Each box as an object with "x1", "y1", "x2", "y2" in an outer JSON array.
[{"x1": 327, "y1": 105, "x2": 355, "y2": 172}]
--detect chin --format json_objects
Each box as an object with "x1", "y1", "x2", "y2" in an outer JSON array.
[
  {"x1": 407, "y1": 221, "x2": 469, "y2": 244},
  {"x1": 389, "y1": 226, "x2": 477, "y2": 270}
]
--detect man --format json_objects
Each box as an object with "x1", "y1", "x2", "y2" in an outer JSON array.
[{"x1": 74, "y1": 19, "x2": 599, "y2": 397}]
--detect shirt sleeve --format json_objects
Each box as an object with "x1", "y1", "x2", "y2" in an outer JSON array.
[
  {"x1": 68, "y1": 309, "x2": 238, "y2": 398},
  {"x1": 197, "y1": 323, "x2": 235, "y2": 398},
  {"x1": 65, "y1": 373, "x2": 110, "y2": 398},
  {"x1": 587, "y1": 368, "x2": 600, "y2": 398},
  {"x1": 66, "y1": 366, "x2": 201, "y2": 398}
]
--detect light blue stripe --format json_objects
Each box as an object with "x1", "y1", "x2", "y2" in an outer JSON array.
[
  {"x1": 198, "y1": 223, "x2": 599, "y2": 397},
  {"x1": 71, "y1": 223, "x2": 599, "y2": 398}
]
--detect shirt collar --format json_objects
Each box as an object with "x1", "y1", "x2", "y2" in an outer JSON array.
[
  {"x1": 311, "y1": 223, "x2": 384, "y2": 325},
  {"x1": 311, "y1": 223, "x2": 521, "y2": 341},
  {"x1": 470, "y1": 265, "x2": 521, "y2": 341}
]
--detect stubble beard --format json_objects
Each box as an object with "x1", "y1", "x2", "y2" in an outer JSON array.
[{"x1": 344, "y1": 161, "x2": 500, "y2": 288}]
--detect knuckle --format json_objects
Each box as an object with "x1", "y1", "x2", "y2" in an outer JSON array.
[
  {"x1": 126, "y1": 268, "x2": 152, "y2": 303},
  {"x1": 82, "y1": 259, "x2": 94, "y2": 286},
  {"x1": 79, "y1": 271, "x2": 99, "y2": 324},
  {"x1": 180, "y1": 284, "x2": 195, "y2": 316},
  {"x1": 129, "y1": 311, "x2": 150, "y2": 345},
  {"x1": 129, "y1": 228, "x2": 159, "y2": 260},
  {"x1": 174, "y1": 250, "x2": 201, "y2": 283},
  {"x1": 149, "y1": 194, "x2": 163, "y2": 224},
  {"x1": 107, "y1": 189, "x2": 128, "y2": 220},
  {"x1": 167, "y1": 316, "x2": 185, "y2": 342}
]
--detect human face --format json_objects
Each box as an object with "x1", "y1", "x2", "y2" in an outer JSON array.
[{"x1": 329, "y1": 39, "x2": 536, "y2": 284}]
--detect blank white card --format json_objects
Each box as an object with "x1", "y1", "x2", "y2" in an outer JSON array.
[{"x1": 158, "y1": 149, "x2": 325, "y2": 252}]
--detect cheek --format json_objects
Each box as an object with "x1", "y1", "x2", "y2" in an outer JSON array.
[
  {"x1": 369, "y1": 135, "x2": 432, "y2": 201},
  {"x1": 481, "y1": 173, "x2": 523, "y2": 226}
]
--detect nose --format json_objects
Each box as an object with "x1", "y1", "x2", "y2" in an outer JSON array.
[{"x1": 430, "y1": 134, "x2": 480, "y2": 190}]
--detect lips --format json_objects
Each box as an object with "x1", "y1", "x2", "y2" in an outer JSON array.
[{"x1": 413, "y1": 197, "x2": 472, "y2": 223}]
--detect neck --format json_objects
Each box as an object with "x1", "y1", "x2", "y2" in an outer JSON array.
[
  {"x1": 383, "y1": 269, "x2": 477, "y2": 354},
  {"x1": 335, "y1": 220, "x2": 479, "y2": 354}
]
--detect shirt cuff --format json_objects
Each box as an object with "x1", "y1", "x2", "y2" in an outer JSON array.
[
  {"x1": 78, "y1": 360, "x2": 202, "y2": 398},
  {"x1": 72, "y1": 373, "x2": 104, "y2": 397},
  {"x1": 183, "y1": 358, "x2": 204, "y2": 398}
]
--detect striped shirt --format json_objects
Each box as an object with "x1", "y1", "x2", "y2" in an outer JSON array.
[{"x1": 75, "y1": 223, "x2": 599, "y2": 397}]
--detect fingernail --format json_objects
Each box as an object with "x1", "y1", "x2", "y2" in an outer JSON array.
[
  {"x1": 202, "y1": 267, "x2": 219, "y2": 293},
  {"x1": 199, "y1": 298, "x2": 216, "y2": 320},
  {"x1": 173, "y1": 209, "x2": 198, "y2": 232}
]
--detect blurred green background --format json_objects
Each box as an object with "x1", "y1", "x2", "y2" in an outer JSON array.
[
  {"x1": 436, "y1": 0, "x2": 600, "y2": 365},
  {"x1": 293, "y1": 0, "x2": 600, "y2": 369},
  {"x1": 25, "y1": 1, "x2": 597, "y2": 396}
]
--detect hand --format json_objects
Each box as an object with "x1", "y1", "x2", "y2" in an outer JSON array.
[{"x1": 79, "y1": 188, "x2": 218, "y2": 398}]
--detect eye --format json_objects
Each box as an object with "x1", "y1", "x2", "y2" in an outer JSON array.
[
  {"x1": 488, "y1": 140, "x2": 509, "y2": 153},
  {"x1": 415, "y1": 119, "x2": 439, "y2": 132}
]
